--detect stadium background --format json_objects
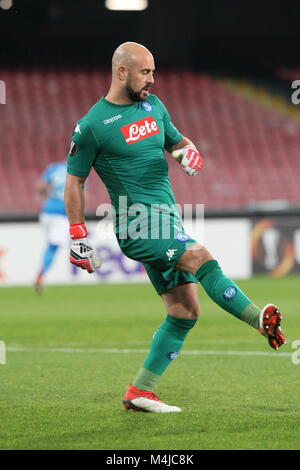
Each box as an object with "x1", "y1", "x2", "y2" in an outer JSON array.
[{"x1": 1, "y1": 0, "x2": 300, "y2": 453}]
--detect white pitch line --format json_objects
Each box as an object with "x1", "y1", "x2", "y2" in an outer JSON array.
[{"x1": 6, "y1": 346, "x2": 291, "y2": 357}]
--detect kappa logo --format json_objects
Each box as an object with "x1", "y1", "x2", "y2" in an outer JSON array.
[
  {"x1": 166, "y1": 248, "x2": 178, "y2": 261},
  {"x1": 120, "y1": 117, "x2": 160, "y2": 144},
  {"x1": 74, "y1": 124, "x2": 81, "y2": 134},
  {"x1": 103, "y1": 114, "x2": 122, "y2": 125}
]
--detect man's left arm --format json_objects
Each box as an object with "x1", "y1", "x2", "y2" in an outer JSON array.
[
  {"x1": 158, "y1": 94, "x2": 204, "y2": 176},
  {"x1": 166, "y1": 136, "x2": 196, "y2": 153},
  {"x1": 167, "y1": 136, "x2": 204, "y2": 177}
]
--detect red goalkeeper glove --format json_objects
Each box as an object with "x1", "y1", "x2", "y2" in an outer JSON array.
[
  {"x1": 69, "y1": 223, "x2": 101, "y2": 273},
  {"x1": 171, "y1": 146, "x2": 204, "y2": 176}
]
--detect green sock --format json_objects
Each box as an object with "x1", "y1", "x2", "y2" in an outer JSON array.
[
  {"x1": 133, "y1": 315, "x2": 197, "y2": 391},
  {"x1": 196, "y1": 260, "x2": 261, "y2": 329}
]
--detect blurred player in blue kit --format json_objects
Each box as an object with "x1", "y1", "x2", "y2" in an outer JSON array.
[{"x1": 34, "y1": 161, "x2": 69, "y2": 293}]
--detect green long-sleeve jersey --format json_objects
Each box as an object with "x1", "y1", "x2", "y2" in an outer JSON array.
[{"x1": 67, "y1": 94, "x2": 182, "y2": 212}]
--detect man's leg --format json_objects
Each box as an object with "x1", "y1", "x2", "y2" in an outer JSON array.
[
  {"x1": 176, "y1": 244, "x2": 286, "y2": 350},
  {"x1": 123, "y1": 283, "x2": 199, "y2": 412}
]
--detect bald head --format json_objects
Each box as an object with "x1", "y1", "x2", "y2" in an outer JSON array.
[
  {"x1": 112, "y1": 42, "x2": 154, "y2": 73},
  {"x1": 106, "y1": 42, "x2": 155, "y2": 104}
]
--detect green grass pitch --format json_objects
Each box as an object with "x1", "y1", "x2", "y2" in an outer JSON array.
[{"x1": 0, "y1": 276, "x2": 299, "y2": 450}]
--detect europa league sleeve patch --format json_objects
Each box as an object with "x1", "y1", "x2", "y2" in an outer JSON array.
[{"x1": 69, "y1": 140, "x2": 78, "y2": 156}]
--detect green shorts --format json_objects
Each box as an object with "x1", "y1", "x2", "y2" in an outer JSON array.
[
  {"x1": 143, "y1": 263, "x2": 198, "y2": 295},
  {"x1": 117, "y1": 230, "x2": 198, "y2": 295}
]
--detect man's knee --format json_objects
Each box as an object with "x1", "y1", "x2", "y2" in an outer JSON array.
[
  {"x1": 184, "y1": 303, "x2": 200, "y2": 319},
  {"x1": 165, "y1": 298, "x2": 200, "y2": 319},
  {"x1": 176, "y1": 244, "x2": 213, "y2": 275},
  {"x1": 161, "y1": 283, "x2": 200, "y2": 319}
]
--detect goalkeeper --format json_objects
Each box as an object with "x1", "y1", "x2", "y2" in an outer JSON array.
[{"x1": 64, "y1": 42, "x2": 286, "y2": 413}]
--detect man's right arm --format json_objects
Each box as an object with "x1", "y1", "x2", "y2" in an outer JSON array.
[
  {"x1": 64, "y1": 174, "x2": 101, "y2": 272},
  {"x1": 64, "y1": 172, "x2": 101, "y2": 272},
  {"x1": 64, "y1": 118, "x2": 101, "y2": 271},
  {"x1": 64, "y1": 174, "x2": 86, "y2": 225}
]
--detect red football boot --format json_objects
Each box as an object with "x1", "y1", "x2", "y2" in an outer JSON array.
[
  {"x1": 258, "y1": 304, "x2": 286, "y2": 350},
  {"x1": 123, "y1": 384, "x2": 182, "y2": 413}
]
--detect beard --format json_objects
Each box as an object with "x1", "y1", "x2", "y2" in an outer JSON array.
[{"x1": 125, "y1": 79, "x2": 150, "y2": 102}]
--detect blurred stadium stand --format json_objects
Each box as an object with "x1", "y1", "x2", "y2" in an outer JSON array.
[
  {"x1": 0, "y1": 0, "x2": 300, "y2": 217},
  {"x1": 0, "y1": 68, "x2": 300, "y2": 215}
]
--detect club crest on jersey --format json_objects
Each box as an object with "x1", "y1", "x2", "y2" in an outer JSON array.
[
  {"x1": 120, "y1": 117, "x2": 160, "y2": 144},
  {"x1": 141, "y1": 101, "x2": 152, "y2": 112}
]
